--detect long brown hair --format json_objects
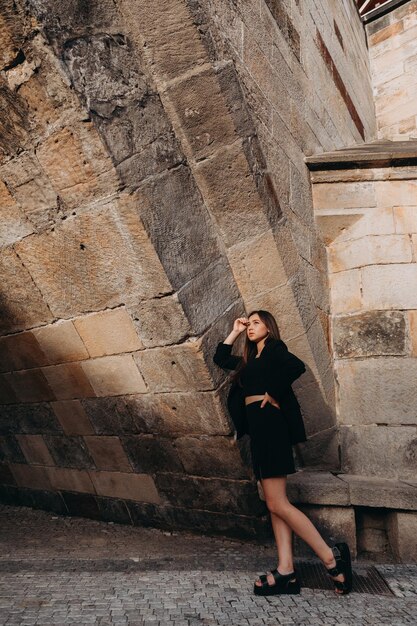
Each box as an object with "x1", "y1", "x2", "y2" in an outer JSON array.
[{"x1": 233, "y1": 310, "x2": 281, "y2": 384}]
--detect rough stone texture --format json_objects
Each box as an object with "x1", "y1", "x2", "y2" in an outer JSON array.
[
  {"x1": 51, "y1": 400, "x2": 95, "y2": 436},
  {"x1": 32, "y1": 320, "x2": 89, "y2": 364},
  {"x1": 42, "y1": 362, "x2": 96, "y2": 400},
  {"x1": 84, "y1": 436, "x2": 132, "y2": 472},
  {"x1": 0, "y1": 403, "x2": 62, "y2": 435},
  {"x1": 294, "y1": 505, "x2": 357, "y2": 558},
  {"x1": 81, "y1": 355, "x2": 147, "y2": 397},
  {"x1": 0, "y1": 331, "x2": 48, "y2": 372},
  {"x1": 175, "y1": 436, "x2": 251, "y2": 479},
  {"x1": 338, "y1": 474, "x2": 417, "y2": 511},
  {"x1": 387, "y1": 511, "x2": 417, "y2": 562},
  {"x1": 122, "y1": 435, "x2": 184, "y2": 474},
  {"x1": 4, "y1": 368, "x2": 55, "y2": 403},
  {"x1": 45, "y1": 467, "x2": 95, "y2": 494},
  {"x1": 333, "y1": 310, "x2": 407, "y2": 358},
  {"x1": 88, "y1": 470, "x2": 161, "y2": 504},
  {"x1": 44, "y1": 435, "x2": 95, "y2": 470},
  {"x1": 15, "y1": 434, "x2": 54, "y2": 466},
  {"x1": 287, "y1": 471, "x2": 350, "y2": 506},
  {"x1": 73, "y1": 308, "x2": 143, "y2": 357}
]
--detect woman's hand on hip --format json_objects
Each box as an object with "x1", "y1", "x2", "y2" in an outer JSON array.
[{"x1": 260, "y1": 392, "x2": 280, "y2": 409}]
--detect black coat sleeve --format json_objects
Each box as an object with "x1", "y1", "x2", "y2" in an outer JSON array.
[
  {"x1": 213, "y1": 342, "x2": 242, "y2": 371},
  {"x1": 265, "y1": 341, "x2": 306, "y2": 401}
]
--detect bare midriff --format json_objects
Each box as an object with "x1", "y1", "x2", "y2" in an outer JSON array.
[{"x1": 245, "y1": 394, "x2": 267, "y2": 406}]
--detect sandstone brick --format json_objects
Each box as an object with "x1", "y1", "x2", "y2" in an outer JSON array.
[
  {"x1": 14, "y1": 200, "x2": 172, "y2": 317},
  {"x1": 51, "y1": 400, "x2": 95, "y2": 435},
  {"x1": 376, "y1": 179, "x2": 417, "y2": 208},
  {"x1": 329, "y1": 234, "x2": 412, "y2": 272},
  {"x1": 362, "y1": 264, "x2": 417, "y2": 309},
  {"x1": 88, "y1": 470, "x2": 161, "y2": 503},
  {"x1": 329, "y1": 269, "x2": 362, "y2": 314},
  {"x1": 81, "y1": 355, "x2": 147, "y2": 396},
  {"x1": 393, "y1": 206, "x2": 417, "y2": 233},
  {"x1": 44, "y1": 435, "x2": 94, "y2": 469},
  {"x1": 32, "y1": 320, "x2": 89, "y2": 364},
  {"x1": 387, "y1": 511, "x2": 417, "y2": 562},
  {"x1": 408, "y1": 310, "x2": 417, "y2": 356},
  {"x1": 333, "y1": 311, "x2": 406, "y2": 358},
  {"x1": 16, "y1": 435, "x2": 54, "y2": 466},
  {"x1": 0, "y1": 403, "x2": 62, "y2": 436},
  {"x1": 122, "y1": 435, "x2": 184, "y2": 474},
  {"x1": 0, "y1": 435, "x2": 25, "y2": 463},
  {"x1": 9, "y1": 463, "x2": 52, "y2": 490},
  {"x1": 134, "y1": 342, "x2": 213, "y2": 392},
  {"x1": 84, "y1": 436, "x2": 132, "y2": 472},
  {"x1": 42, "y1": 362, "x2": 96, "y2": 400},
  {"x1": 175, "y1": 436, "x2": 250, "y2": 479},
  {"x1": 82, "y1": 396, "x2": 141, "y2": 435},
  {"x1": 294, "y1": 505, "x2": 357, "y2": 558},
  {"x1": 0, "y1": 331, "x2": 48, "y2": 373},
  {"x1": 369, "y1": 20, "x2": 403, "y2": 46},
  {"x1": 119, "y1": 0, "x2": 207, "y2": 82},
  {"x1": 338, "y1": 474, "x2": 417, "y2": 510},
  {"x1": 73, "y1": 308, "x2": 143, "y2": 357},
  {"x1": 45, "y1": 467, "x2": 96, "y2": 494},
  {"x1": 193, "y1": 142, "x2": 269, "y2": 248},
  {"x1": 0, "y1": 179, "x2": 33, "y2": 246},
  {"x1": 4, "y1": 369, "x2": 55, "y2": 403},
  {"x1": 0, "y1": 376, "x2": 17, "y2": 404},
  {"x1": 337, "y1": 357, "x2": 417, "y2": 425},
  {"x1": 312, "y1": 182, "x2": 376, "y2": 210},
  {"x1": 129, "y1": 295, "x2": 190, "y2": 348},
  {"x1": 340, "y1": 424, "x2": 417, "y2": 479},
  {"x1": 0, "y1": 247, "x2": 54, "y2": 334},
  {"x1": 287, "y1": 471, "x2": 350, "y2": 506}
]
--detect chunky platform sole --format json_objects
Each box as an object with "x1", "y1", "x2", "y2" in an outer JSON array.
[{"x1": 253, "y1": 569, "x2": 301, "y2": 596}]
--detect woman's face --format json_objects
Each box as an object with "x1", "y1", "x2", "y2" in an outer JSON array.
[{"x1": 247, "y1": 314, "x2": 269, "y2": 343}]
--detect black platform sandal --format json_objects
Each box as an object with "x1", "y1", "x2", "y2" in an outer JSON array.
[
  {"x1": 326, "y1": 543, "x2": 353, "y2": 595},
  {"x1": 254, "y1": 569, "x2": 301, "y2": 596}
]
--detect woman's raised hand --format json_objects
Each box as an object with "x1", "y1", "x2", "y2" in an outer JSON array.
[{"x1": 233, "y1": 317, "x2": 249, "y2": 334}]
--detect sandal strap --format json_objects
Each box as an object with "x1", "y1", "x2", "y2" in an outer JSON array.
[{"x1": 270, "y1": 569, "x2": 296, "y2": 583}]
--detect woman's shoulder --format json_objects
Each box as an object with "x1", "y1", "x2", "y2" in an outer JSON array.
[{"x1": 264, "y1": 337, "x2": 288, "y2": 353}]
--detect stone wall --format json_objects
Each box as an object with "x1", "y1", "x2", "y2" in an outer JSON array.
[
  {"x1": 0, "y1": 0, "x2": 377, "y2": 537},
  {"x1": 367, "y1": 0, "x2": 417, "y2": 139}
]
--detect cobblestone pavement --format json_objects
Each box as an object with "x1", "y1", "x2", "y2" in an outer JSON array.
[{"x1": 0, "y1": 505, "x2": 416, "y2": 625}]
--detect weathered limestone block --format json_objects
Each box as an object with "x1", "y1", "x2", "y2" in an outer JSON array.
[
  {"x1": 312, "y1": 182, "x2": 376, "y2": 210},
  {"x1": 4, "y1": 368, "x2": 55, "y2": 403},
  {"x1": 32, "y1": 320, "x2": 89, "y2": 364},
  {"x1": 175, "y1": 436, "x2": 251, "y2": 479},
  {"x1": 0, "y1": 81, "x2": 29, "y2": 160},
  {"x1": 193, "y1": 141, "x2": 270, "y2": 248},
  {"x1": 329, "y1": 269, "x2": 362, "y2": 314},
  {"x1": 51, "y1": 400, "x2": 95, "y2": 436},
  {"x1": 0, "y1": 247, "x2": 54, "y2": 334},
  {"x1": 393, "y1": 206, "x2": 417, "y2": 233},
  {"x1": 0, "y1": 179, "x2": 33, "y2": 245},
  {"x1": 122, "y1": 435, "x2": 184, "y2": 473},
  {"x1": 297, "y1": 427, "x2": 340, "y2": 471},
  {"x1": 287, "y1": 471, "x2": 350, "y2": 506},
  {"x1": 84, "y1": 436, "x2": 132, "y2": 472},
  {"x1": 45, "y1": 467, "x2": 95, "y2": 494},
  {"x1": 42, "y1": 362, "x2": 95, "y2": 400},
  {"x1": 82, "y1": 397, "x2": 141, "y2": 435},
  {"x1": 387, "y1": 511, "x2": 417, "y2": 562},
  {"x1": 81, "y1": 355, "x2": 147, "y2": 397},
  {"x1": 9, "y1": 463, "x2": 51, "y2": 491},
  {"x1": 337, "y1": 358, "x2": 417, "y2": 425},
  {"x1": 16, "y1": 434, "x2": 54, "y2": 466},
  {"x1": 338, "y1": 474, "x2": 417, "y2": 510},
  {"x1": 0, "y1": 403, "x2": 62, "y2": 435},
  {"x1": 88, "y1": 470, "x2": 161, "y2": 504},
  {"x1": 15, "y1": 200, "x2": 172, "y2": 317},
  {"x1": 129, "y1": 295, "x2": 190, "y2": 348},
  {"x1": 356, "y1": 509, "x2": 389, "y2": 556},
  {"x1": 44, "y1": 435, "x2": 94, "y2": 469},
  {"x1": 333, "y1": 311, "x2": 407, "y2": 358},
  {"x1": 328, "y1": 234, "x2": 412, "y2": 272},
  {"x1": 118, "y1": 0, "x2": 207, "y2": 82},
  {"x1": 0, "y1": 436, "x2": 25, "y2": 463},
  {"x1": 375, "y1": 180, "x2": 417, "y2": 207},
  {"x1": 409, "y1": 310, "x2": 417, "y2": 356},
  {"x1": 294, "y1": 505, "x2": 356, "y2": 558},
  {"x1": 155, "y1": 473, "x2": 265, "y2": 516},
  {"x1": 0, "y1": 1, "x2": 27, "y2": 70},
  {"x1": 134, "y1": 341, "x2": 213, "y2": 393},
  {"x1": 73, "y1": 309, "x2": 143, "y2": 357},
  {"x1": 0, "y1": 331, "x2": 48, "y2": 373},
  {"x1": 341, "y1": 425, "x2": 417, "y2": 479}
]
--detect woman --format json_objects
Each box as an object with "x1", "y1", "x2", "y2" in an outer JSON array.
[{"x1": 213, "y1": 311, "x2": 352, "y2": 596}]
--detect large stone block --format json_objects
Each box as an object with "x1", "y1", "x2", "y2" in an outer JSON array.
[
  {"x1": 294, "y1": 505, "x2": 357, "y2": 558},
  {"x1": 82, "y1": 397, "x2": 142, "y2": 435},
  {"x1": 4, "y1": 368, "x2": 55, "y2": 403},
  {"x1": 328, "y1": 234, "x2": 412, "y2": 272},
  {"x1": 287, "y1": 471, "x2": 350, "y2": 506},
  {"x1": 340, "y1": 425, "x2": 417, "y2": 480},
  {"x1": 14, "y1": 200, "x2": 172, "y2": 318},
  {"x1": 0, "y1": 403, "x2": 62, "y2": 435},
  {"x1": 88, "y1": 470, "x2": 161, "y2": 504},
  {"x1": 0, "y1": 375, "x2": 18, "y2": 404},
  {"x1": 0, "y1": 463, "x2": 16, "y2": 486},
  {"x1": 0, "y1": 247, "x2": 53, "y2": 334},
  {"x1": 81, "y1": 355, "x2": 147, "y2": 396},
  {"x1": 129, "y1": 295, "x2": 190, "y2": 348},
  {"x1": 155, "y1": 473, "x2": 265, "y2": 516},
  {"x1": 16, "y1": 434, "x2": 54, "y2": 466},
  {"x1": 387, "y1": 511, "x2": 417, "y2": 562},
  {"x1": 0, "y1": 331, "x2": 48, "y2": 373},
  {"x1": 393, "y1": 206, "x2": 417, "y2": 233},
  {"x1": 375, "y1": 180, "x2": 417, "y2": 208},
  {"x1": 84, "y1": 436, "x2": 132, "y2": 472},
  {"x1": 32, "y1": 320, "x2": 89, "y2": 364},
  {"x1": 122, "y1": 435, "x2": 184, "y2": 474},
  {"x1": 175, "y1": 436, "x2": 250, "y2": 479},
  {"x1": 337, "y1": 358, "x2": 417, "y2": 425},
  {"x1": 193, "y1": 141, "x2": 269, "y2": 248},
  {"x1": 312, "y1": 182, "x2": 376, "y2": 210},
  {"x1": 333, "y1": 311, "x2": 407, "y2": 358},
  {"x1": 0, "y1": 179, "x2": 33, "y2": 246},
  {"x1": 46, "y1": 467, "x2": 95, "y2": 494},
  {"x1": 297, "y1": 427, "x2": 340, "y2": 471},
  {"x1": 329, "y1": 269, "x2": 362, "y2": 314},
  {"x1": 338, "y1": 474, "x2": 417, "y2": 510},
  {"x1": 73, "y1": 309, "x2": 143, "y2": 357},
  {"x1": 0, "y1": 435, "x2": 25, "y2": 463},
  {"x1": 43, "y1": 435, "x2": 94, "y2": 469},
  {"x1": 9, "y1": 463, "x2": 52, "y2": 490},
  {"x1": 61, "y1": 492, "x2": 101, "y2": 520},
  {"x1": 51, "y1": 400, "x2": 95, "y2": 435},
  {"x1": 134, "y1": 341, "x2": 213, "y2": 392},
  {"x1": 42, "y1": 362, "x2": 96, "y2": 400},
  {"x1": 409, "y1": 310, "x2": 417, "y2": 356}
]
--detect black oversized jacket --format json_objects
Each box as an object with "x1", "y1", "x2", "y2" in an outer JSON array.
[{"x1": 213, "y1": 337, "x2": 307, "y2": 444}]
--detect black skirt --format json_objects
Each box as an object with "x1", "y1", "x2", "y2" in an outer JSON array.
[{"x1": 245, "y1": 401, "x2": 295, "y2": 479}]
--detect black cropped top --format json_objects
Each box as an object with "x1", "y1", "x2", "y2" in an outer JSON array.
[{"x1": 240, "y1": 355, "x2": 268, "y2": 397}]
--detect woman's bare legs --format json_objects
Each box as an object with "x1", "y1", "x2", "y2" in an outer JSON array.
[
  {"x1": 255, "y1": 477, "x2": 345, "y2": 591},
  {"x1": 271, "y1": 514, "x2": 294, "y2": 572}
]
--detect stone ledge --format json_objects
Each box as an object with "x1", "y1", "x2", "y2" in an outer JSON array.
[
  {"x1": 286, "y1": 471, "x2": 417, "y2": 511},
  {"x1": 305, "y1": 140, "x2": 417, "y2": 170}
]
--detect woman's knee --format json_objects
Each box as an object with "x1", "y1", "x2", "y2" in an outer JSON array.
[{"x1": 266, "y1": 497, "x2": 291, "y2": 517}]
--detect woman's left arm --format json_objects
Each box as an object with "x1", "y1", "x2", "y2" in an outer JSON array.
[{"x1": 265, "y1": 342, "x2": 306, "y2": 401}]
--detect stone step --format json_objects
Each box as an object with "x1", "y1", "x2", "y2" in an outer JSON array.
[{"x1": 305, "y1": 139, "x2": 417, "y2": 170}]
